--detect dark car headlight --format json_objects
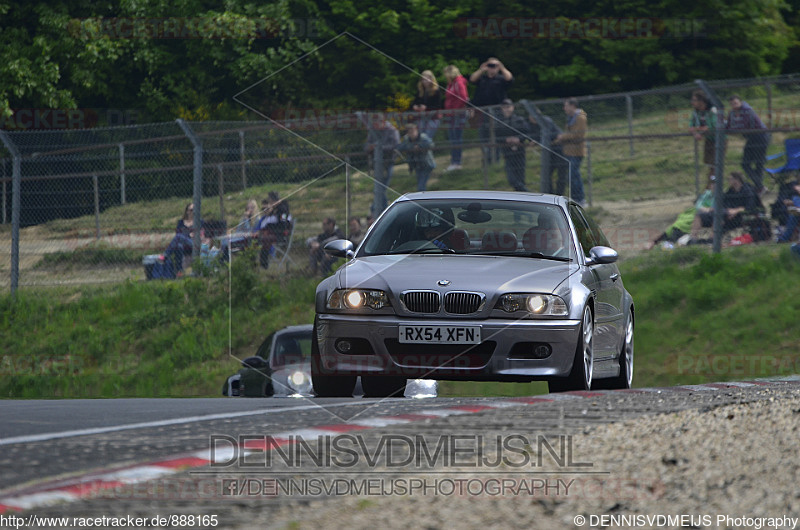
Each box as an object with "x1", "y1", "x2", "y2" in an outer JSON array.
[
  {"x1": 495, "y1": 294, "x2": 568, "y2": 317},
  {"x1": 287, "y1": 370, "x2": 314, "y2": 395},
  {"x1": 327, "y1": 289, "x2": 390, "y2": 310}
]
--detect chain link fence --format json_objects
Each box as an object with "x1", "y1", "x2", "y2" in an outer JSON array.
[{"x1": 2, "y1": 74, "x2": 799, "y2": 291}]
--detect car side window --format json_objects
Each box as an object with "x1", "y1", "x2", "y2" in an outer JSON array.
[
  {"x1": 568, "y1": 205, "x2": 598, "y2": 257},
  {"x1": 582, "y1": 209, "x2": 611, "y2": 248},
  {"x1": 256, "y1": 333, "x2": 276, "y2": 359}
]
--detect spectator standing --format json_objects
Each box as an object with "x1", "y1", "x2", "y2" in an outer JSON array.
[
  {"x1": 689, "y1": 90, "x2": 722, "y2": 178},
  {"x1": 347, "y1": 217, "x2": 365, "y2": 247},
  {"x1": 442, "y1": 65, "x2": 469, "y2": 170},
  {"x1": 494, "y1": 99, "x2": 531, "y2": 192},
  {"x1": 469, "y1": 57, "x2": 513, "y2": 164},
  {"x1": 727, "y1": 95, "x2": 770, "y2": 194},
  {"x1": 554, "y1": 98, "x2": 588, "y2": 205},
  {"x1": 364, "y1": 114, "x2": 400, "y2": 216},
  {"x1": 411, "y1": 70, "x2": 443, "y2": 140},
  {"x1": 307, "y1": 217, "x2": 345, "y2": 275},
  {"x1": 529, "y1": 113, "x2": 568, "y2": 195},
  {"x1": 397, "y1": 122, "x2": 436, "y2": 191}
]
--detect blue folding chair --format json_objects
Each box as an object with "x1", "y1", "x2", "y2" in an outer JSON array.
[
  {"x1": 766, "y1": 139, "x2": 800, "y2": 226},
  {"x1": 766, "y1": 138, "x2": 800, "y2": 176}
]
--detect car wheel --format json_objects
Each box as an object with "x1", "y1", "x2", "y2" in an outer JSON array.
[
  {"x1": 361, "y1": 376, "x2": 407, "y2": 398},
  {"x1": 549, "y1": 305, "x2": 594, "y2": 393},
  {"x1": 595, "y1": 311, "x2": 634, "y2": 390},
  {"x1": 310, "y1": 325, "x2": 356, "y2": 397}
]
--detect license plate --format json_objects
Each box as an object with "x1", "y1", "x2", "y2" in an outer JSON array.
[{"x1": 399, "y1": 325, "x2": 481, "y2": 344}]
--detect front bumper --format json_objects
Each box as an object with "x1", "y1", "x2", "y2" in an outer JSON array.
[{"x1": 315, "y1": 314, "x2": 581, "y2": 381}]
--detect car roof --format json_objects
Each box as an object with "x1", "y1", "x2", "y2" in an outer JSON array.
[
  {"x1": 396, "y1": 190, "x2": 566, "y2": 205},
  {"x1": 274, "y1": 324, "x2": 314, "y2": 336}
]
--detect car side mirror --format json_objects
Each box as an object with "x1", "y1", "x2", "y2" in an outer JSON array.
[
  {"x1": 324, "y1": 239, "x2": 355, "y2": 258},
  {"x1": 241, "y1": 356, "x2": 268, "y2": 370},
  {"x1": 587, "y1": 246, "x2": 618, "y2": 265}
]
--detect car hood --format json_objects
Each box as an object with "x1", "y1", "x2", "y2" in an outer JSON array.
[{"x1": 336, "y1": 255, "x2": 580, "y2": 294}]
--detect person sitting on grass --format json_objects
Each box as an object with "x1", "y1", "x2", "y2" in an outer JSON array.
[
  {"x1": 166, "y1": 202, "x2": 203, "y2": 276},
  {"x1": 649, "y1": 176, "x2": 715, "y2": 249},
  {"x1": 777, "y1": 181, "x2": 800, "y2": 243},
  {"x1": 689, "y1": 171, "x2": 760, "y2": 244},
  {"x1": 307, "y1": 217, "x2": 345, "y2": 275}
]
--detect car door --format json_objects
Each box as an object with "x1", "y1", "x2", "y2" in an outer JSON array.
[{"x1": 568, "y1": 205, "x2": 621, "y2": 356}]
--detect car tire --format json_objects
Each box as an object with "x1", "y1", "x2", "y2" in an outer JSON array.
[
  {"x1": 595, "y1": 311, "x2": 634, "y2": 390},
  {"x1": 548, "y1": 305, "x2": 594, "y2": 393},
  {"x1": 361, "y1": 376, "x2": 407, "y2": 398},
  {"x1": 310, "y1": 324, "x2": 356, "y2": 397}
]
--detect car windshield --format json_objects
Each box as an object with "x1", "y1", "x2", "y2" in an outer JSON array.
[
  {"x1": 270, "y1": 332, "x2": 312, "y2": 367},
  {"x1": 359, "y1": 199, "x2": 574, "y2": 261}
]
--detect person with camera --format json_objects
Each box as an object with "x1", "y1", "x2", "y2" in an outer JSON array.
[{"x1": 469, "y1": 57, "x2": 513, "y2": 164}]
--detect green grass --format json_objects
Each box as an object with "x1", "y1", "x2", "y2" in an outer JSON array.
[
  {"x1": 2, "y1": 244, "x2": 799, "y2": 398},
  {"x1": 35, "y1": 243, "x2": 149, "y2": 270},
  {"x1": 0, "y1": 251, "x2": 317, "y2": 398}
]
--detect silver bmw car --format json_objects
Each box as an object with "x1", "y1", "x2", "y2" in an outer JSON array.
[{"x1": 312, "y1": 191, "x2": 634, "y2": 397}]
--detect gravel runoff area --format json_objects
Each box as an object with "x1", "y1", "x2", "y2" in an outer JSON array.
[{"x1": 257, "y1": 390, "x2": 800, "y2": 530}]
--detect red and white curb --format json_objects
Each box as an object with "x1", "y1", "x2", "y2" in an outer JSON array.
[{"x1": 1, "y1": 378, "x2": 798, "y2": 513}]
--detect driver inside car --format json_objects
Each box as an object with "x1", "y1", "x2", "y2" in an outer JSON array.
[{"x1": 415, "y1": 207, "x2": 455, "y2": 250}]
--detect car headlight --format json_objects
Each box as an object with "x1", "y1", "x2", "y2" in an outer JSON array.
[
  {"x1": 496, "y1": 294, "x2": 568, "y2": 316},
  {"x1": 327, "y1": 289, "x2": 390, "y2": 310},
  {"x1": 287, "y1": 370, "x2": 313, "y2": 395}
]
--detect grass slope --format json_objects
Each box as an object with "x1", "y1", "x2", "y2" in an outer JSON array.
[{"x1": 2, "y1": 245, "x2": 799, "y2": 398}]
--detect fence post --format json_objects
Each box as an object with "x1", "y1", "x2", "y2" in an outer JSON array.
[
  {"x1": 239, "y1": 130, "x2": 247, "y2": 190},
  {"x1": 695, "y1": 79, "x2": 725, "y2": 254},
  {"x1": 374, "y1": 131, "x2": 384, "y2": 214},
  {"x1": 119, "y1": 143, "x2": 126, "y2": 205},
  {"x1": 93, "y1": 175, "x2": 101, "y2": 240},
  {"x1": 694, "y1": 140, "x2": 700, "y2": 197},
  {"x1": 765, "y1": 82, "x2": 773, "y2": 129},
  {"x1": 176, "y1": 119, "x2": 203, "y2": 262},
  {"x1": 586, "y1": 141, "x2": 593, "y2": 207},
  {"x1": 0, "y1": 131, "x2": 21, "y2": 295},
  {"x1": 489, "y1": 108, "x2": 497, "y2": 170},
  {"x1": 520, "y1": 100, "x2": 552, "y2": 194},
  {"x1": 345, "y1": 156, "x2": 351, "y2": 227},
  {"x1": 2, "y1": 158, "x2": 6, "y2": 225},
  {"x1": 626, "y1": 95, "x2": 634, "y2": 156},
  {"x1": 217, "y1": 164, "x2": 225, "y2": 220}
]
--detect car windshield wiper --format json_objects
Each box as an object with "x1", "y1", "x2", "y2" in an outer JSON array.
[
  {"x1": 471, "y1": 250, "x2": 572, "y2": 262},
  {"x1": 386, "y1": 247, "x2": 457, "y2": 255}
]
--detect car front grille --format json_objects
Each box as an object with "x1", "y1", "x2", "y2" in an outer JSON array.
[
  {"x1": 402, "y1": 291, "x2": 440, "y2": 313},
  {"x1": 444, "y1": 292, "x2": 483, "y2": 314}
]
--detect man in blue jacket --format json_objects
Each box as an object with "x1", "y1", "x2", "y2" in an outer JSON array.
[{"x1": 727, "y1": 95, "x2": 770, "y2": 194}]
